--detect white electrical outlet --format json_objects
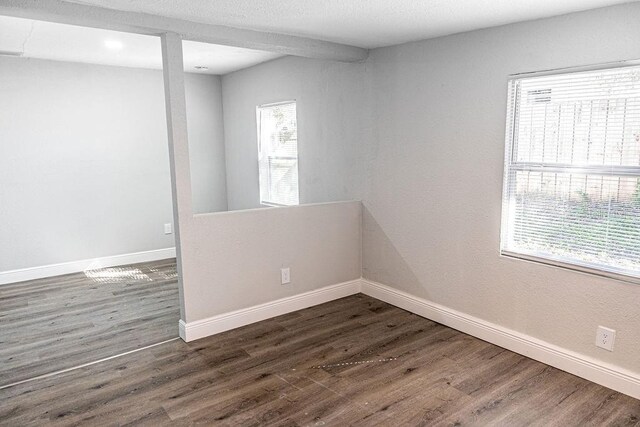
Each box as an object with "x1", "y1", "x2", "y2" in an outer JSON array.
[
  {"x1": 164, "y1": 223, "x2": 172, "y2": 234},
  {"x1": 596, "y1": 326, "x2": 616, "y2": 351},
  {"x1": 281, "y1": 268, "x2": 291, "y2": 285}
]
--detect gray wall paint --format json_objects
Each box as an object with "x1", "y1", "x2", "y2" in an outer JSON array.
[
  {"x1": 185, "y1": 74, "x2": 228, "y2": 214},
  {"x1": 179, "y1": 202, "x2": 362, "y2": 322},
  {"x1": 0, "y1": 56, "x2": 225, "y2": 271},
  {"x1": 2, "y1": 1, "x2": 637, "y2": 382},
  {"x1": 179, "y1": 5, "x2": 640, "y2": 378},
  {"x1": 363, "y1": 3, "x2": 640, "y2": 374},
  {"x1": 221, "y1": 56, "x2": 370, "y2": 211},
  {"x1": 174, "y1": 57, "x2": 366, "y2": 324}
]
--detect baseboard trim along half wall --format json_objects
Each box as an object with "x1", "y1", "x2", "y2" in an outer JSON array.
[
  {"x1": 178, "y1": 277, "x2": 639, "y2": 399},
  {"x1": 359, "y1": 278, "x2": 640, "y2": 400},
  {"x1": 0, "y1": 247, "x2": 177, "y2": 285},
  {"x1": 179, "y1": 279, "x2": 362, "y2": 342}
]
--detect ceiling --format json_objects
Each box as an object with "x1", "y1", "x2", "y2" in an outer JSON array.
[
  {"x1": 0, "y1": 15, "x2": 283, "y2": 75},
  {"x1": 65, "y1": 0, "x2": 637, "y2": 49}
]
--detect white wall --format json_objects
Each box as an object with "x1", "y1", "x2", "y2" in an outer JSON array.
[
  {"x1": 179, "y1": 202, "x2": 362, "y2": 322},
  {"x1": 363, "y1": 3, "x2": 640, "y2": 374},
  {"x1": 185, "y1": 74, "x2": 228, "y2": 214},
  {"x1": 221, "y1": 56, "x2": 371, "y2": 211},
  {"x1": 161, "y1": 53, "x2": 366, "y2": 329},
  {"x1": 160, "y1": 36, "x2": 362, "y2": 327},
  {"x1": 0, "y1": 56, "x2": 225, "y2": 272}
]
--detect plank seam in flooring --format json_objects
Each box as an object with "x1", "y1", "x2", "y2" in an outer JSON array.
[
  {"x1": 3, "y1": 294, "x2": 638, "y2": 425},
  {"x1": 0, "y1": 338, "x2": 180, "y2": 390},
  {"x1": 360, "y1": 278, "x2": 640, "y2": 400}
]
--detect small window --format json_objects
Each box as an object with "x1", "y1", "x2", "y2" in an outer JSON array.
[
  {"x1": 501, "y1": 64, "x2": 640, "y2": 281},
  {"x1": 257, "y1": 101, "x2": 299, "y2": 206}
]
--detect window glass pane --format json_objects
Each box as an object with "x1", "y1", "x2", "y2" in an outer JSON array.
[
  {"x1": 514, "y1": 69, "x2": 640, "y2": 167},
  {"x1": 257, "y1": 102, "x2": 299, "y2": 206},
  {"x1": 508, "y1": 170, "x2": 640, "y2": 275},
  {"x1": 502, "y1": 64, "x2": 640, "y2": 279}
]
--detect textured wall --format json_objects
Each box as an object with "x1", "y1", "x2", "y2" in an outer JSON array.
[
  {"x1": 180, "y1": 201, "x2": 362, "y2": 322},
  {"x1": 185, "y1": 73, "x2": 228, "y2": 214},
  {"x1": 363, "y1": 3, "x2": 640, "y2": 374},
  {"x1": 0, "y1": 56, "x2": 225, "y2": 271},
  {"x1": 221, "y1": 56, "x2": 371, "y2": 211}
]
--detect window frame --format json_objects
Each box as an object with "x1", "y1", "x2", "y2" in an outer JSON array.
[
  {"x1": 256, "y1": 100, "x2": 300, "y2": 207},
  {"x1": 500, "y1": 62, "x2": 640, "y2": 285}
]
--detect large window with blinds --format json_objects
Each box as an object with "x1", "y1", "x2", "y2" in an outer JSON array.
[
  {"x1": 257, "y1": 101, "x2": 299, "y2": 206},
  {"x1": 501, "y1": 64, "x2": 640, "y2": 280}
]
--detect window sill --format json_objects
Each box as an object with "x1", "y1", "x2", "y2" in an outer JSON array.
[
  {"x1": 260, "y1": 202, "x2": 288, "y2": 208},
  {"x1": 500, "y1": 250, "x2": 640, "y2": 286}
]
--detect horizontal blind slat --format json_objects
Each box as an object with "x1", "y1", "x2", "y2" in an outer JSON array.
[
  {"x1": 257, "y1": 102, "x2": 299, "y2": 206},
  {"x1": 503, "y1": 64, "x2": 640, "y2": 279}
]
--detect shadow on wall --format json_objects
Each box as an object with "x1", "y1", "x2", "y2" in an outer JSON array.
[{"x1": 362, "y1": 205, "x2": 428, "y2": 299}]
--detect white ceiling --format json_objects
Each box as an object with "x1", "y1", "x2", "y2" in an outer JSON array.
[
  {"x1": 0, "y1": 15, "x2": 283, "y2": 74},
  {"x1": 65, "y1": 0, "x2": 637, "y2": 49}
]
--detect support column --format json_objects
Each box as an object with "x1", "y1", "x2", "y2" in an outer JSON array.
[{"x1": 161, "y1": 32, "x2": 192, "y2": 328}]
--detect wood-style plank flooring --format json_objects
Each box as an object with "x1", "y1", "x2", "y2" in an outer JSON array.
[
  {"x1": 0, "y1": 259, "x2": 179, "y2": 387},
  {"x1": 1, "y1": 294, "x2": 638, "y2": 426}
]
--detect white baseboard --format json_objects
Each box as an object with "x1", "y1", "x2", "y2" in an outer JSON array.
[
  {"x1": 178, "y1": 276, "x2": 640, "y2": 399},
  {"x1": 0, "y1": 247, "x2": 177, "y2": 285},
  {"x1": 360, "y1": 278, "x2": 640, "y2": 400},
  {"x1": 179, "y1": 279, "x2": 361, "y2": 342}
]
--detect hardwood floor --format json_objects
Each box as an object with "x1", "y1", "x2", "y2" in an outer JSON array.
[
  {"x1": 0, "y1": 259, "x2": 179, "y2": 388},
  {"x1": 1, "y1": 294, "x2": 638, "y2": 426}
]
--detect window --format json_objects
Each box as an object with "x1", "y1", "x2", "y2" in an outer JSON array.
[
  {"x1": 257, "y1": 101, "x2": 299, "y2": 206},
  {"x1": 501, "y1": 64, "x2": 640, "y2": 281}
]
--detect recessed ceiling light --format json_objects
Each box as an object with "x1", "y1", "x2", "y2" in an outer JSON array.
[
  {"x1": 104, "y1": 39, "x2": 123, "y2": 51},
  {"x1": 194, "y1": 66, "x2": 209, "y2": 70}
]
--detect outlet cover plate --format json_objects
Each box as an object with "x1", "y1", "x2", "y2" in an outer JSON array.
[
  {"x1": 281, "y1": 268, "x2": 291, "y2": 285},
  {"x1": 596, "y1": 326, "x2": 616, "y2": 351}
]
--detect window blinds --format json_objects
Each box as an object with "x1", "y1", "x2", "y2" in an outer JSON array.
[
  {"x1": 501, "y1": 65, "x2": 640, "y2": 279},
  {"x1": 257, "y1": 102, "x2": 299, "y2": 206}
]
